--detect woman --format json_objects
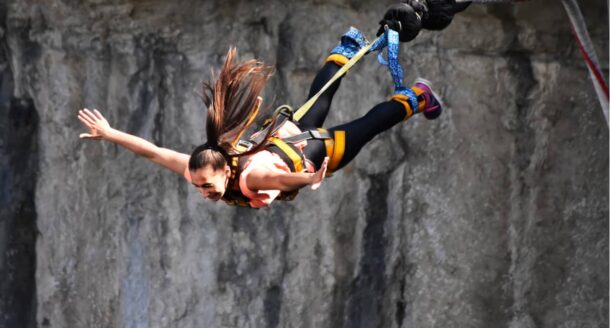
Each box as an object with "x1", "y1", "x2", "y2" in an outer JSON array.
[{"x1": 77, "y1": 1, "x2": 466, "y2": 208}]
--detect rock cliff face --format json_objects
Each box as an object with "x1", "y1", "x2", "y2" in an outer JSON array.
[{"x1": 0, "y1": 0, "x2": 608, "y2": 327}]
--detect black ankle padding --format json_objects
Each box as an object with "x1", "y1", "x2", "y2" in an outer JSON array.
[
  {"x1": 400, "y1": 0, "x2": 429, "y2": 17},
  {"x1": 452, "y1": 1, "x2": 471, "y2": 14},
  {"x1": 422, "y1": 0, "x2": 471, "y2": 31}
]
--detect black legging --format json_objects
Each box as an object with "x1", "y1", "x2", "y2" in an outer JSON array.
[{"x1": 298, "y1": 61, "x2": 408, "y2": 170}]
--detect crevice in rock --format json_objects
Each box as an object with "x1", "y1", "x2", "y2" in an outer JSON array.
[
  {"x1": 0, "y1": 95, "x2": 39, "y2": 328},
  {"x1": 273, "y1": 15, "x2": 295, "y2": 107},
  {"x1": 121, "y1": 216, "x2": 150, "y2": 328},
  {"x1": 262, "y1": 208, "x2": 290, "y2": 328},
  {"x1": 127, "y1": 34, "x2": 183, "y2": 147},
  {"x1": 489, "y1": 4, "x2": 540, "y2": 327},
  {"x1": 0, "y1": 3, "x2": 39, "y2": 327},
  {"x1": 263, "y1": 285, "x2": 282, "y2": 328},
  {"x1": 393, "y1": 260, "x2": 407, "y2": 328},
  {"x1": 328, "y1": 197, "x2": 352, "y2": 328},
  {"x1": 346, "y1": 172, "x2": 390, "y2": 328}
]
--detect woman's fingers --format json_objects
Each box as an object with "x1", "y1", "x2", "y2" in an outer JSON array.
[
  {"x1": 78, "y1": 109, "x2": 92, "y2": 121},
  {"x1": 319, "y1": 157, "x2": 329, "y2": 175},
  {"x1": 93, "y1": 109, "x2": 104, "y2": 120},
  {"x1": 82, "y1": 108, "x2": 99, "y2": 124},
  {"x1": 318, "y1": 157, "x2": 329, "y2": 175},
  {"x1": 79, "y1": 133, "x2": 102, "y2": 140},
  {"x1": 82, "y1": 108, "x2": 98, "y2": 123},
  {"x1": 78, "y1": 113, "x2": 95, "y2": 128},
  {"x1": 78, "y1": 108, "x2": 105, "y2": 140},
  {"x1": 311, "y1": 157, "x2": 330, "y2": 190}
]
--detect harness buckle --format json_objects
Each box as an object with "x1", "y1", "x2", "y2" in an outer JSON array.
[
  {"x1": 308, "y1": 130, "x2": 331, "y2": 140},
  {"x1": 309, "y1": 130, "x2": 323, "y2": 139},
  {"x1": 275, "y1": 105, "x2": 294, "y2": 121},
  {"x1": 236, "y1": 139, "x2": 253, "y2": 151}
]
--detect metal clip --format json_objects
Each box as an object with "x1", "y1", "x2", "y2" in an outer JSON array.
[
  {"x1": 384, "y1": 21, "x2": 402, "y2": 32},
  {"x1": 309, "y1": 130, "x2": 330, "y2": 139},
  {"x1": 236, "y1": 139, "x2": 253, "y2": 151}
]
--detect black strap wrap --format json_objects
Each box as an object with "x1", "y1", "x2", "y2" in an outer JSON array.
[
  {"x1": 280, "y1": 129, "x2": 332, "y2": 143},
  {"x1": 249, "y1": 107, "x2": 293, "y2": 145}
]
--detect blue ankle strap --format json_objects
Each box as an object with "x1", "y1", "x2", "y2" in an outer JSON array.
[
  {"x1": 375, "y1": 28, "x2": 404, "y2": 90},
  {"x1": 329, "y1": 27, "x2": 413, "y2": 110},
  {"x1": 331, "y1": 27, "x2": 404, "y2": 91},
  {"x1": 373, "y1": 28, "x2": 418, "y2": 112},
  {"x1": 330, "y1": 27, "x2": 370, "y2": 60},
  {"x1": 395, "y1": 86, "x2": 419, "y2": 114}
]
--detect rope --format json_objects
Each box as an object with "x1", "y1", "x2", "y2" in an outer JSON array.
[
  {"x1": 562, "y1": 0, "x2": 609, "y2": 127},
  {"x1": 376, "y1": 28, "x2": 404, "y2": 89},
  {"x1": 294, "y1": 28, "x2": 405, "y2": 122},
  {"x1": 571, "y1": 25, "x2": 609, "y2": 98},
  {"x1": 455, "y1": 0, "x2": 608, "y2": 127},
  {"x1": 293, "y1": 35, "x2": 385, "y2": 122}
]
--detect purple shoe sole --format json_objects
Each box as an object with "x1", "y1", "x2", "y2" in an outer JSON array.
[{"x1": 414, "y1": 78, "x2": 443, "y2": 120}]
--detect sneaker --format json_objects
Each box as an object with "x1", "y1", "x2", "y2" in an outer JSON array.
[{"x1": 413, "y1": 78, "x2": 443, "y2": 119}]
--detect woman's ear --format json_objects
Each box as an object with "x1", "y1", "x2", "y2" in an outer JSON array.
[{"x1": 224, "y1": 164, "x2": 231, "y2": 177}]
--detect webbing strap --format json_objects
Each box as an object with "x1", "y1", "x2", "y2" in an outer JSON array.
[
  {"x1": 322, "y1": 129, "x2": 334, "y2": 162},
  {"x1": 328, "y1": 130, "x2": 345, "y2": 172},
  {"x1": 229, "y1": 157, "x2": 241, "y2": 188},
  {"x1": 268, "y1": 137, "x2": 304, "y2": 172},
  {"x1": 293, "y1": 28, "x2": 402, "y2": 122},
  {"x1": 376, "y1": 28, "x2": 404, "y2": 90},
  {"x1": 293, "y1": 34, "x2": 387, "y2": 122},
  {"x1": 281, "y1": 129, "x2": 332, "y2": 143},
  {"x1": 391, "y1": 94, "x2": 414, "y2": 119},
  {"x1": 248, "y1": 106, "x2": 293, "y2": 146}
]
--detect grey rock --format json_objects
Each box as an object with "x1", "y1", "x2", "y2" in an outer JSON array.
[{"x1": 0, "y1": 0, "x2": 607, "y2": 327}]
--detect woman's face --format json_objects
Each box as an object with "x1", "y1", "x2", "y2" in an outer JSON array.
[{"x1": 190, "y1": 164, "x2": 231, "y2": 201}]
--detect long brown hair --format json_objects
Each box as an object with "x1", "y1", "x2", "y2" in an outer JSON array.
[{"x1": 189, "y1": 48, "x2": 276, "y2": 172}]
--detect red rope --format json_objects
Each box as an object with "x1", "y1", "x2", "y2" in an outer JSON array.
[{"x1": 570, "y1": 26, "x2": 610, "y2": 99}]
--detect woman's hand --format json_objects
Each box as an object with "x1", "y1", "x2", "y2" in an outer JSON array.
[
  {"x1": 78, "y1": 108, "x2": 112, "y2": 140},
  {"x1": 310, "y1": 157, "x2": 329, "y2": 190},
  {"x1": 77, "y1": 108, "x2": 189, "y2": 175}
]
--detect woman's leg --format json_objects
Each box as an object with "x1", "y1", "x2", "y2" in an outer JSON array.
[
  {"x1": 303, "y1": 79, "x2": 442, "y2": 171},
  {"x1": 297, "y1": 61, "x2": 344, "y2": 129},
  {"x1": 297, "y1": 27, "x2": 371, "y2": 129}
]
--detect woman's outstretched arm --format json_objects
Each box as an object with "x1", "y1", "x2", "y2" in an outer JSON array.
[
  {"x1": 78, "y1": 108, "x2": 189, "y2": 175},
  {"x1": 245, "y1": 157, "x2": 329, "y2": 192}
]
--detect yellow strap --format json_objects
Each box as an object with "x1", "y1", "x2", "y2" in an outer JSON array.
[
  {"x1": 326, "y1": 54, "x2": 350, "y2": 66},
  {"x1": 269, "y1": 137, "x2": 304, "y2": 172},
  {"x1": 328, "y1": 130, "x2": 345, "y2": 172},
  {"x1": 293, "y1": 36, "x2": 382, "y2": 122},
  {"x1": 318, "y1": 128, "x2": 335, "y2": 177},
  {"x1": 319, "y1": 128, "x2": 334, "y2": 158},
  {"x1": 323, "y1": 141, "x2": 335, "y2": 177},
  {"x1": 391, "y1": 94, "x2": 414, "y2": 120},
  {"x1": 231, "y1": 157, "x2": 239, "y2": 179}
]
